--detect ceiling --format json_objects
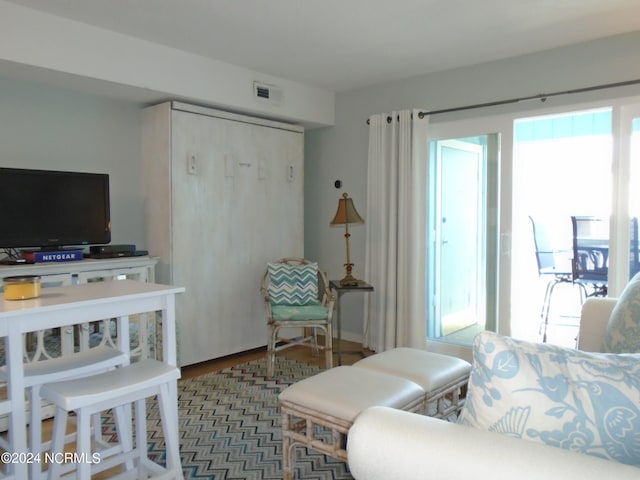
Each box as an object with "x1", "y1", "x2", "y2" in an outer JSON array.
[{"x1": 6, "y1": 0, "x2": 640, "y2": 93}]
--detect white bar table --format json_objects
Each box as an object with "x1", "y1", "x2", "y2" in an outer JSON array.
[{"x1": 0, "y1": 279, "x2": 185, "y2": 479}]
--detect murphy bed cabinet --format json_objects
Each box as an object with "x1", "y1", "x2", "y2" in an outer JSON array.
[{"x1": 142, "y1": 102, "x2": 304, "y2": 366}]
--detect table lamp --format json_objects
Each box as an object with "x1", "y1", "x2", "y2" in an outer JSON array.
[{"x1": 330, "y1": 192, "x2": 365, "y2": 286}]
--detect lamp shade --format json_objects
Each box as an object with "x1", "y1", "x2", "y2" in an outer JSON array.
[{"x1": 330, "y1": 193, "x2": 364, "y2": 226}]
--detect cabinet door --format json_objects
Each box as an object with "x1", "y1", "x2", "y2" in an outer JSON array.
[{"x1": 171, "y1": 111, "x2": 303, "y2": 365}]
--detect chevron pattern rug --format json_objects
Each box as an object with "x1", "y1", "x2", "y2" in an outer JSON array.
[{"x1": 104, "y1": 356, "x2": 354, "y2": 479}]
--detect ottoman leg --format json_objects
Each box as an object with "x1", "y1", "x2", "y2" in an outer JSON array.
[{"x1": 282, "y1": 410, "x2": 294, "y2": 480}]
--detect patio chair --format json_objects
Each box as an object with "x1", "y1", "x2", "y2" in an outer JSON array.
[
  {"x1": 261, "y1": 258, "x2": 335, "y2": 377},
  {"x1": 529, "y1": 216, "x2": 577, "y2": 342},
  {"x1": 571, "y1": 216, "x2": 609, "y2": 297}
]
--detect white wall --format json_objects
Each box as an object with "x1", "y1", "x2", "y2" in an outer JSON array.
[
  {"x1": 0, "y1": 0, "x2": 334, "y2": 129},
  {"x1": 0, "y1": 76, "x2": 145, "y2": 248},
  {"x1": 305, "y1": 30, "x2": 640, "y2": 341},
  {"x1": 2, "y1": 5, "x2": 640, "y2": 344}
]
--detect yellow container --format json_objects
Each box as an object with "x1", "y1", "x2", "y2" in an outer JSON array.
[{"x1": 3, "y1": 275, "x2": 42, "y2": 300}]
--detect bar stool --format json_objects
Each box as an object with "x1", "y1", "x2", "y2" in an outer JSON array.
[
  {"x1": 0, "y1": 345, "x2": 128, "y2": 480},
  {"x1": 41, "y1": 359, "x2": 182, "y2": 480}
]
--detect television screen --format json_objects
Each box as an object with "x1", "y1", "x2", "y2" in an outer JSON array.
[{"x1": 0, "y1": 167, "x2": 111, "y2": 249}]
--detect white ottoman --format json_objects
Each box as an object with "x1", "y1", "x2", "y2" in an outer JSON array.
[
  {"x1": 353, "y1": 347, "x2": 471, "y2": 417},
  {"x1": 279, "y1": 365, "x2": 425, "y2": 480}
]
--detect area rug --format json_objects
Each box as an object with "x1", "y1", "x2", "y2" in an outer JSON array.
[{"x1": 106, "y1": 357, "x2": 354, "y2": 480}]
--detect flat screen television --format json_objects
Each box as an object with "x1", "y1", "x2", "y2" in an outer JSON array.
[{"x1": 0, "y1": 167, "x2": 111, "y2": 250}]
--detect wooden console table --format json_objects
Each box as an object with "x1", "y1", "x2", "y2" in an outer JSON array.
[
  {"x1": 0, "y1": 256, "x2": 158, "y2": 354},
  {"x1": 0, "y1": 280, "x2": 184, "y2": 479},
  {"x1": 0, "y1": 256, "x2": 157, "y2": 285}
]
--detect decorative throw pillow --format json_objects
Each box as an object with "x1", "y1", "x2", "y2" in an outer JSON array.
[
  {"x1": 458, "y1": 331, "x2": 640, "y2": 466},
  {"x1": 267, "y1": 262, "x2": 320, "y2": 306},
  {"x1": 603, "y1": 272, "x2": 640, "y2": 353}
]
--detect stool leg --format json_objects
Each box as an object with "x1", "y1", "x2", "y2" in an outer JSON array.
[
  {"x1": 134, "y1": 398, "x2": 148, "y2": 471},
  {"x1": 157, "y1": 383, "x2": 183, "y2": 477},
  {"x1": 76, "y1": 408, "x2": 92, "y2": 480},
  {"x1": 91, "y1": 412, "x2": 101, "y2": 448},
  {"x1": 29, "y1": 385, "x2": 44, "y2": 480},
  {"x1": 113, "y1": 404, "x2": 135, "y2": 472},
  {"x1": 47, "y1": 407, "x2": 68, "y2": 480}
]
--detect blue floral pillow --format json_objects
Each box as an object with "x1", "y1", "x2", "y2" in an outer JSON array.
[
  {"x1": 603, "y1": 272, "x2": 640, "y2": 353},
  {"x1": 458, "y1": 331, "x2": 640, "y2": 466}
]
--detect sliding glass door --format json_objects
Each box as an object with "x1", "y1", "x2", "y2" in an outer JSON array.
[
  {"x1": 426, "y1": 134, "x2": 499, "y2": 354},
  {"x1": 511, "y1": 108, "x2": 613, "y2": 346},
  {"x1": 425, "y1": 97, "x2": 640, "y2": 356},
  {"x1": 510, "y1": 105, "x2": 640, "y2": 346}
]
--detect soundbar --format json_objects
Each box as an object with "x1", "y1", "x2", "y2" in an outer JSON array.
[{"x1": 86, "y1": 250, "x2": 148, "y2": 259}]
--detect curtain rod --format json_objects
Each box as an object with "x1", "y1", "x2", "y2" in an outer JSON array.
[
  {"x1": 417, "y1": 78, "x2": 640, "y2": 118},
  {"x1": 366, "y1": 78, "x2": 640, "y2": 124}
]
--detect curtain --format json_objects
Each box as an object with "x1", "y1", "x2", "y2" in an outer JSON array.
[{"x1": 364, "y1": 109, "x2": 429, "y2": 352}]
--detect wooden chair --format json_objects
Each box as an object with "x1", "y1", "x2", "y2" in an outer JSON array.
[{"x1": 261, "y1": 258, "x2": 335, "y2": 377}]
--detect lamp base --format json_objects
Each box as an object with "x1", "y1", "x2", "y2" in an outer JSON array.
[{"x1": 339, "y1": 274, "x2": 361, "y2": 287}]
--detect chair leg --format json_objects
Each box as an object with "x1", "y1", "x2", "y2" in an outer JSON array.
[
  {"x1": 267, "y1": 324, "x2": 276, "y2": 378},
  {"x1": 539, "y1": 279, "x2": 556, "y2": 341},
  {"x1": 310, "y1": 327, "x2": 320, "y2": 357},
  {"x1": 541, "y1": 282, "x2": 562, "y2": 343},
  {"x1": 325, "y1": 323, "x2": 333, "y2": 370}
]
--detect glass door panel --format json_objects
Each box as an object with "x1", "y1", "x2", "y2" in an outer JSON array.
[
  {"x1": 511, "y1": 108, "x2": 613, "y2": 346},
  {"x1": 628, "y1": 116, "x2": 640, "y2": 280},
  {"x1": 427, "y1": 135, "x2": 499, "y2": 348}
]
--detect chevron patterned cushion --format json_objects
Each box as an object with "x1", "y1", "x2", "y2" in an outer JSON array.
[
  {"x1": 271, "y1": 305, "x2": 329, "y2": 321},
  {"x1": 267, "y1": 262, "x2": 320, "y2": 306}
]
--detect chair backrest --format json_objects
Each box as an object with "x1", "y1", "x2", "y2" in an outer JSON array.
[
  {"x1": 571, "y1": 216, "x2": 609, "y2": 283},
  {"x1": 528, "y1": 216, "x2": 572, "y2": 275},
  {"x1": 261, "y1": 257, "x2": 330, "y2": 306}
]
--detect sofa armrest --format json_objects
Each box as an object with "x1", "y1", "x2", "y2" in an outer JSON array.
[
  {"x1": 347, "y1": 406, "x2": 639, "y2": 480},
  {"x1": 577, "y1": 297, "x2": 617, "y2": 352}
]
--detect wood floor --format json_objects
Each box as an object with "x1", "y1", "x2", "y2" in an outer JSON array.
[
  {"x1": 28, "y1": 338, "x2": 370, "y2": 478},
  {"x1": 182, "y1": 337, "x2": 371, "y2": 379}
]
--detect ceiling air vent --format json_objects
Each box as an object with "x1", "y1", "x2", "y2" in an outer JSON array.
[{"x1": 253, "y1": 81, "x2": 283, "y2": 105}]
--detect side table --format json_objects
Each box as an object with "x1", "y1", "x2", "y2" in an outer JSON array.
[{"x1": 330, "y1": 280, "x2": 374, "y2": 365}]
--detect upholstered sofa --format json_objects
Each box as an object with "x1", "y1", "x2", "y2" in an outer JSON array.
[{"x1": 347, "y1": 296, "x2": 640, "y2": 480}]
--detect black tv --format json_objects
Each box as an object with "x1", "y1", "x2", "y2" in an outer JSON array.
[{"x1": 0, "y1": 167, "x2": 111, "y2": 250}]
